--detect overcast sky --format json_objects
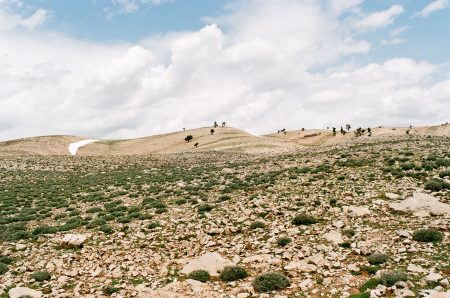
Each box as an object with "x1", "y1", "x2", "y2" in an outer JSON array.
[{"x1": 0, "y1": 0, "x2": 449, "y2": 140}]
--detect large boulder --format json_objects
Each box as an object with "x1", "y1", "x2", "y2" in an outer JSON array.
[
  {"x1": 389, "y1": 192, "x2": 450, "y2": 216},
  {"x1": 9, "y1": 287, "x2": 42, "y2": 298},
  {"x1": 180, "y1": 252, "x2": 233, "y2": 276}
]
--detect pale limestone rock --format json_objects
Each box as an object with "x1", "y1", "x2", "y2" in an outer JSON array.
[
  {"x1": 180, "y1": 252, "x2": 233, "y2": 276},
  {"x1": 389, "y1": 192, "x2": 450, "y2": 216},
  {"x1": 407, "y1": 264, "x2": 427, "y2": 273},
  {"x1": 59, "y1": 234, "x2": 87, "y2": 248},
  {"x1": 394, "y1": 289, "x2": 416, "y2": 297},
  {"x1": 323, "y1": 230, "x2": 344, "y2": 244},
  {"x1": 424, "y1": 272, "x2": 443, "y2": 283},
  {"x1": 385, "y1": 193, "x2": 400, "y2": 200},
  {"x1": 346, "y1": 206, "x2": 371, "y2": 217},
  {"x1": 9, "y1": 287, "x2": 42, "y2": 298}
]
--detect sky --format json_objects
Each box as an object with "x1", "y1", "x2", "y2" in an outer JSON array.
[{"x1": 0, "y1": 0, "x2": 449, "y2": 140}]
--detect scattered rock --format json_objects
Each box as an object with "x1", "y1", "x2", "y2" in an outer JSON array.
[
  {"x1": 180, "y1": 252, "x2": 233, "y2": 276},
  {"x1": 389, "y1": 192, "x2": 450, "y2": 216},
  {"x1": 59, "y1": 234, "x2": 87, "y2": 248},
  {"x1": 9, "y1": 287, "x2": 42, "y2": 298}
]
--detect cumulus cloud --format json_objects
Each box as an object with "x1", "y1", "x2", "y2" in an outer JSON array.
[
  {"x1": 0, "y1": 0, "x2": 449, "y2": 141},
  {"x1": 413, "y1": 0, "x2": 449, "y2": 18},
  {"x1": 354, "y1": 5, "x2": 404, "y2": 31}
]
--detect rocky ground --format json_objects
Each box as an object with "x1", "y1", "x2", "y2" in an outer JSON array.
[{"x1": 0, "y1": 136, "x2": 449, "y2": 297}]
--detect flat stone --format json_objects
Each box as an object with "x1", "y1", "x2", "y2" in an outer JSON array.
[
  {"x1": 385, "y1": 193, "x2": 400, "y2": 200},
  {"x1": 59, "y1": 234, "x2": 87, "y2": 248},
  {"x1": 407, "y1": 264, "x2": 426, "y2": 273},
  {"x1": 9, "y1": 287, "x2": 42, "y2": 298},
  {"x1": 180, "y1": 252, "x2": 233, "y2": 276},
  {"x1": 389, "y1": 192, "x2": 450, "y2": 216},
  {"x1": 424, "y1": 272, "x2": 443, "y2": 283},
  {"x1": 346, "y1": 206, "x2": 371, "y2": 217},
  {"x1": 323, "y1": 230, "x2": 344, "y2": 244}
]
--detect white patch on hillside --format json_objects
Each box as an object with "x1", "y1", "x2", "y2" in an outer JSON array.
[
  {"x1": 246, "y1": 130, "x2": 263, "y2": 138},
  {"x1": 68, "y1": 140, "x2": 98, "y2": 156}
]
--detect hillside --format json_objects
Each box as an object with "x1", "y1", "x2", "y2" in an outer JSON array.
[{"x1": 0, "y1": 124, "x2": 449, "y2": 157}]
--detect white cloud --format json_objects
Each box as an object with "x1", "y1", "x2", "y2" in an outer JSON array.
[
  {"x1": 0, "y1": 0, "x2": 449, "y2": 141},
  {"x1": 0, "y1": 1, "x2": 49, "y2": 31},
  {"x1": 354, "y1": 5, "x2": 404, "y2": 31},
  {"x1": 381, "y1": 38, "x2": 406, "y2": 46},
  {"x1": 390, "y1": 26, "x2": 409, "y2": 36},
  {"x1": 414, "y1": 0, "x2": 449, "y2": 18},
  {"x1": 106, "y1": 0, "x2": 174, "y2": 18}
]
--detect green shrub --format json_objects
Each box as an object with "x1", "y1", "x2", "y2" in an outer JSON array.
[
  {"x1": 342, "y1": 229, "x2": 356, "y2": 238},
  {"x1": 424, "y1": 178, "x2": 450, "y2": 191},
  {"x1": 368, "y1": 253, "x2": 389, "y2": 265},
  {"x1": 217, "y1": 195, "x2": 231, "y2": 202},
  {"x1": 252, "y1": 272, "x2": 290, "y2": 293},
  {"x1": 379, "y1": 270, "x2": 407, "y2": 287},
  {"x1": 175, "y1": 199, "x2": 187, "y2": 205},
  {"x1": 292, "y1": 213, "x2": 317, "y2": 226},
  {"x1": 220, "y1": 266, "x2": 248, "y2": 282},
  {"x1": 0, "y1": 255, "x2": 14, "y2": 265},
  {"x1": 349, "y1": 293, "x2": 370, "y2": 298},
  {"x1": 31, "y1": 270, "x2": 51, "y2": 282},
  {"x1": 360, "y1": 265, "x2": 380, "y2": 275},
  {"x1": 147, "y1": 222, "x2": 160, "y2": 229},
  {"x1": 0, "y1": 263, "x2": 8, "y2": 275},
  {"x1": 276, "y1": 237, "x2": 292, "y2": 247},
  {"x1": 197, "y1": 204, "x2": 213, "y2": 213},
  {"x1": 99, "y1": 224, "x2": 114, "y2": 234},
  {"x1": 188, "y1": 270, "x2": 210, "y2": 282},
  {"x1": 32, "y1": 225, "x2": 57, "y2": 236},
  {"x1": 359, "y1": 278, "x2": 380, "y2": 292},
  {"x1": 250, "y1": 221, "x2": 265, "y2": 230},
  {"x1": 412, "y1": 228, "x2": 443, "y2": 242},
  {"x1": 103, "y1": 285, "x2": 119, "y2": 295}
]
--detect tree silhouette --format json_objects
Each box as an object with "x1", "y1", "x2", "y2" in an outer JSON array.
[
  {"x1": 185, "y1": 135, "x2": 193, "y2": 142},
  {"x1": 210, "y1": 129, "x2": 215, "y2": 135}
]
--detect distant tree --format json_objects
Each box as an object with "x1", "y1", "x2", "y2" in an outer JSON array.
[
  {"x1": 332, "y1": 127, "x2": 336, "y2": 136},
  {"x1": 185, "y1": 135, "x2": 193, "y2": 143},
  {"x1": 214, "y1": 121, "x2": 218, "y2": 128},
  {"x1": 210, "y1": 129, "x2": 215, "y2": 135},
  {"x1": 406, "y1": 129, "x2": 410, "y2": 135},
  {"x1": 194, "y1": 142, "x2": 199, "y2": 148},
  {"x1": 340, "y1": 127, "x2": 346, "y2": 135},
  {"x1": 183, "y1": 128, "x2": 186, "y2": 131},
  {"x1": 368, "y1": 127, "x2": 372, "y2": 137},
  {"x1": 354, "y1": 127, "x2": 365, "y2": 137},
  {"x1": 301, "y1": 128, "x2": 305, "y2": 131},
  {"x1": 346, "y1": 124, "x2": 351, "y2": 131},
  {"x1": 222, "y1": 122, "x2": 226, "y2": 127}
]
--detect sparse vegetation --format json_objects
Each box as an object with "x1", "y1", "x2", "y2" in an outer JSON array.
[
  {"x1": 188, "y1": 270, "x2": 210, "y2": 282},
  {"x1": 412, "y1": 228, "x2": 443, "y2": 242},
  {"x1": 252, "y1": 272, "x2": 290, "y2": 293},
  {"x1": 220, "y1": 266, "x2": 248, "y2": 282},
  {"x1": 292, "y1": 213, "x2": 318, "y2": 225}
]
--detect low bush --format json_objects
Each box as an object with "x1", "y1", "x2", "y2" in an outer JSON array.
[
  {"x1": 31, "y1": 270, "x2": 51, "y2": 282},
  {"x1": 252, "y1": 272, "x2": 290, "y2": 293},
  {"x1": 0, "y1": 263, "x2": 8, "y2": 275},
  {"x1": 188, "y1": 270, "x2": 210, "y2": 282},
  {"x1": 412, "y1": 228, "x2": 443, "y2": 242},
  {"x1": 292, "y1": 213, "x2": 317, "y2": 226},
  {"x1": 379, "y1": 270, "x2": 407, "y2": 287},
  {"x1": 368, "y1": 253, "x2": 389, "y2": 265},
  {"x1": 198, "y1": 204, "x2": 213, "y2": 213},
  {"x1": 276, "y1": 237, "x2": 292, "y2": 247},
  {"x1": 220, "y1": 266, "x2": 248, "y2": 282},
  {"x1": 250, "y1": 221, "x2": 265, "y2": 230}
]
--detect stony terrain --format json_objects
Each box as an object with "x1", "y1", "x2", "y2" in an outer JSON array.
[{"x1": 0, "y1": 131, "x2": 449, "y2": 297}]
